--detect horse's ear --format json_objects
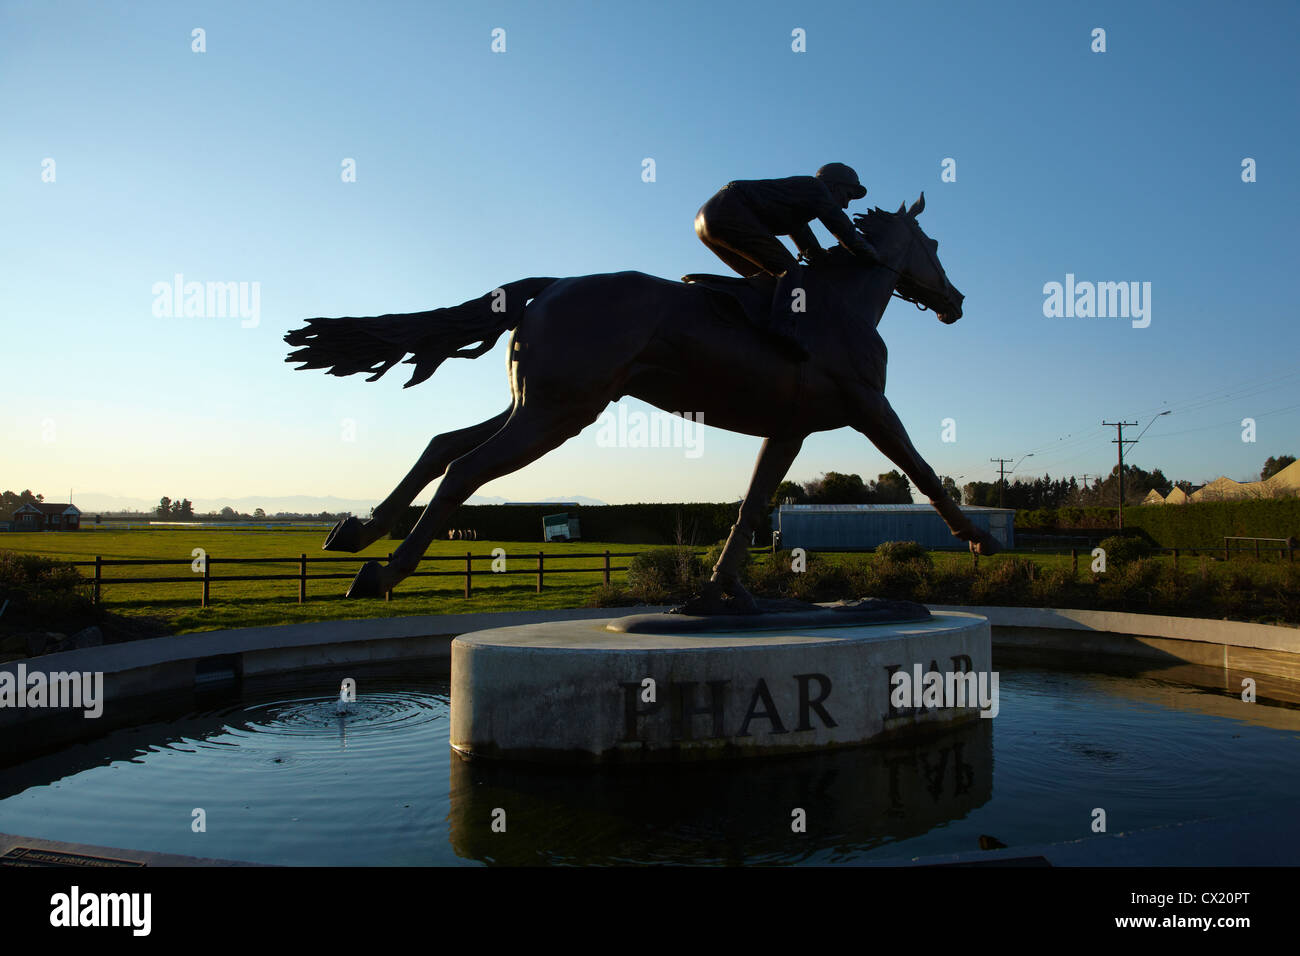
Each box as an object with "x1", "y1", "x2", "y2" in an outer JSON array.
[
  {"x1": 896, "y1": 201, "x2": 907, "y2": 215},
  {"x1": 908, "y1": 192, "x2": 926, "y2": 218}
]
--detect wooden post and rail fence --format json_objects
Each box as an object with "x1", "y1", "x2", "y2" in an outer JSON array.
[
  {"x1": 70, "y1": 549, "x2": 761, "y2": 608},
  {"x1": 62, "y1": 537, "x2": 1294, "y2": 607}
]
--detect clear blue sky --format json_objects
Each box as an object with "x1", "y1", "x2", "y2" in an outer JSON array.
[{"x1": 3, "y1": 0, "x2": 1297, "y2": 507}]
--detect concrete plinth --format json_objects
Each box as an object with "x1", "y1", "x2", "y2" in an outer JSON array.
[{"x1": 450, "y1": 610, "x2": 992, "y2": 763}]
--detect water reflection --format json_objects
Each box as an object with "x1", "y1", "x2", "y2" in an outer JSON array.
[{"x1": 448, "y1": 719, "x2": 993, "y2": 865}]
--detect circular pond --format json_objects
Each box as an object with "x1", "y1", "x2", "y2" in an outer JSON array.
[{"x1": 0, "y1": 649, "x2": 1296, "y2": 865}]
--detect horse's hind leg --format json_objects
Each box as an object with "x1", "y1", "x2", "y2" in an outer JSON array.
[
  {"x1": 347, "y1": 398, "x2": 603, "y2": 597},
  {"x1": 323, "y1": 407, "x2": 512, "y2": 553},
  {"x1": 853, "y1": 391, "x2": 1000, "y2": 555},
  {"x1": 690, "y1": 435, "x2": 804, "y2": 613}
]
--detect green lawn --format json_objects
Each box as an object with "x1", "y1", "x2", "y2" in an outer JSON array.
[
  {"x1": 0, "y1": 529, "x2": 681, "y2": 633},
  {"x1": 3, "y1": 529, "x2": 1293, "y2": 635}
]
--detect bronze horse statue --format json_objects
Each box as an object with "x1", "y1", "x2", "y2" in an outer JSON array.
[{"x1": 285, "y1": 193, "x2": 1000, "y2": 611}]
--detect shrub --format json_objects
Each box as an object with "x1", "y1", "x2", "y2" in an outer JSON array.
[
  {"x1": 864, "y1": 556, "x2": 930, "y2": 601},
  {"x1": 1097, "y1": 557, "x2": 1164, "y2": 607},
  {"x1": 874, "y1": 540, "x2": 931, "y2": 566},
  {"x1": 586, "y1": 583, "x2": 635, "y2": 607},
  {"x1": 701, "y1": 539, "x2": 752, "y2": 582},
  {"x1": 748, "y1": 552, "x2": 796, "y2": 598},
  {"x1": 1097, "y1": 534, "x2": 1154, "y2": 567},
  {"x1": 0, "y1": 550, "x2": 97, "y2": 632},
  {"x1": 970, "y1": 555, "x2": 1040, "y2": 605},
  {"x1": 788, "y1": 561, "x2": 855, "y2": 603},
  {"x1": 625, "y1": 547, "x2": 705, "y2": 602}
]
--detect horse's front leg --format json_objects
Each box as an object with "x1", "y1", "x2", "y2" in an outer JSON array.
[
  {"x1": 698, "y1": 435, "x2": 805, "y2": 613},
  {"x1": 854, "y1": 392, "x2": 1000, "y2": 556},
  {"x1": 324, "y1": 408, "x2": 512, "y2": 553}
]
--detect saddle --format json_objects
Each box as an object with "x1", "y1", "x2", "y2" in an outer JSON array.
[{"x1": 681, "y1": 273, "x2": 776, "y2": 328}]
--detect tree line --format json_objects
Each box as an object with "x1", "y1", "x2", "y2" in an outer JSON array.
[
  {"x1": 1, "y1": 489, "x2": 44, "y2": 516},
  {"x1": 765, "y1": 454, "x2": 1295, "y2": 510},
  {"x1": 770, "y1": 470, "x2": 920, "y2": 506}
]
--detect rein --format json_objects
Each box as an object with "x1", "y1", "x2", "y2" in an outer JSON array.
[
  {"x1": 823, "y1": 217, "x2": 948, "y2": 312},
  {"x1": 882, "y1": 229, "x2": 945, "y2": 312}
]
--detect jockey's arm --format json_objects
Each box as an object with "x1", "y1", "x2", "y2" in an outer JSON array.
[
  {"x1": 789, "y1": 222, "x2": 822, "y2": 260},
  {"x1": 820, "y1": 208, "x2": 880, "y2": 263}
]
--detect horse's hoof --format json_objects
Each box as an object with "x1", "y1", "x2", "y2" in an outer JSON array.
[
  {"x1": 727, "y1": 589, "x2": 761, "y2": 615},
  {"x1": 675, "y1": 578, "x2": 761, "y2": 616},
  {"x1": 324, "y1": 516, "x2": 367, "y2": 553},
  {"x1": 346, "y1": 560, "x2": 387, "y2": 598},
  {"x1": 970, "y1": 534, "x2": 1002, "y2": 557}
]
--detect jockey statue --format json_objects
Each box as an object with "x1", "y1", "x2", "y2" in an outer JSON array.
[{"x1": 693, "y1": 163, "x2": 880, "y2": 359}]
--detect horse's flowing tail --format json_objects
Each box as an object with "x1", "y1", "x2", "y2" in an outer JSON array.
[{"x1": 284, "y1": 276, "x2": 559, "y2": 388}]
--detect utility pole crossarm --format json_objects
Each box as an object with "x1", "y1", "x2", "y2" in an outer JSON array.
[
  {"x1": 990, "y1": 458, "x2": 1014, "y2": 509},
  {"x1": 1102, "y1": 421, "x2": 1139, "y2": 529}
]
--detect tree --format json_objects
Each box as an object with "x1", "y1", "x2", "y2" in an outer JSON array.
[
  {"x1": 806, "y1": 472, "x2": 870, "y2": 504},
  {"x1": 1, "y1": 489, "x2": 44, "y2": 516},
  {"x1": 157, "y1": 496, "x2": 172, "y2": 518},
  {"x1": 176, "y1": 499, "x2": 194, "y2": 519},
  {"x1": 940, "y1": 476, "x2": 962, "y2": 505},
  {"x1": 253, "y1": 507, "x2": 266, "y2": 519},
  {"x1": 1262, "y1": 455, "x2": 1297, "y2": 481},
  {"x1": 871, "y1": 470, "x2": 912, "y2": 503},
  {"x1": 770, "y1": 480, "x2": 806, "y2": 507},
  {"x1": 219, "y1": 506, "x2": 237, "y2": 520},
  {"x1": 963, "y1": 481, "x2": 997, "y2": 507}
]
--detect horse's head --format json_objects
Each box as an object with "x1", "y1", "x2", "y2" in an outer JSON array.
[{"x1": 852, "y1": 194, "x2": 964, "y2": 323}]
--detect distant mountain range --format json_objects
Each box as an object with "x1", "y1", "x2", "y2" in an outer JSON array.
[{"x1": 65, "y1": 493, "x2": 607, "y2": 515}]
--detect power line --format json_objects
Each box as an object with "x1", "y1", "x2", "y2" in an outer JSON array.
[
  {"x1": 1137, "y1": 400, "x2": 1300, "y2": 440},
  {"x1": 1001, "y1": 367, "x2": 1300, "y2": 472}
]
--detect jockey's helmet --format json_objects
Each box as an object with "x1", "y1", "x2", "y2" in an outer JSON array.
[{"x1": 815, "y1": 163, "x2": 867, "y2": 200}]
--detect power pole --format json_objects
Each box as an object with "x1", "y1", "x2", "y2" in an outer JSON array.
[
  {"x1": 990, "y1": 458, "x2": 1013, "y2": 508},
  {"x1": 1102, "y1": 421, "x2": 1138, "y2": 529}
]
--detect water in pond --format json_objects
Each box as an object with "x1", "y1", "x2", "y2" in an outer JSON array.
[{"x1": 1, "y1": 652, "x2": 1297, "y2": 865}]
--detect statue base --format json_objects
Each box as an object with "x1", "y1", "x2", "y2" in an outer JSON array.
[
  {"x1": 614, "y1": 596, "x2": 931, "y2": 634},
  {"x1": 450, "y1": 609, "x2": 992, "y2": 764}
]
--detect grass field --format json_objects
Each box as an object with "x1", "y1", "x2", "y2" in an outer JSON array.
[
  {"x1": 0, "y1": 529, "x2": 684, "y2": 634},
  {"x1": 3, "y1": 528, "x2": 1295, "y2": 636}
]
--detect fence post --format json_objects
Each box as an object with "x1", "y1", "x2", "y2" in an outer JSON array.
[
  {"x1": 1172, "y1": 548, "x2": 1179, "y2": 575},
  {"x1": 1255, "y1": 538, "x2": 1260, "y2": 560},
  {"x1": 202, "y1": 555, "x2": 210, "y2": 608},
  {"x1": 604, "y1": 549, "x2": 611, "y2": 586},
  {"x1": 537, "y1": 551, "x2": 544, "y2": 593},
  {"x1": 94, "y1": 556, "x2": 102, "y2": 605},
  {"x1": 1071, "y1": 548, "x2": 1078, "y2": 577},
  {"x1": 1224, "y1": 539, "x2": 1230, "y2": 562},
  {"x1": 299, "y1": 554, "x2": 307, "y2": 604},
  {"x1": 385, "y1": 553, "x2": 393, "y2": 602},
  {"x1": 465, "y1": 552, "x2": 472, "y2": 599}
]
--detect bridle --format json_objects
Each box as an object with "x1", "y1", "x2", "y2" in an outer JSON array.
[{"x1": 860, "y1": 216, "x2": 951, "y2": 313}]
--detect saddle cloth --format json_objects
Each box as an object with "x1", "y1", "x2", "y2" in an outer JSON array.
[{"x1": 681, "y1": 272, "x2": 775, "y2": 327}]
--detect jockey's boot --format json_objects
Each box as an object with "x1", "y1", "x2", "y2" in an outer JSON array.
[{"x1": 769, "y1": 265, "x2": 811, "y2": 361}]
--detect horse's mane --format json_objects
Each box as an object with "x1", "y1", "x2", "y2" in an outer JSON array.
[
  {"x1": 852, "y1": 207, "x2": 900, "y2": 241},
  {"x1": 816, "y1": 208, "x2": 901, "y2": 270}
]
